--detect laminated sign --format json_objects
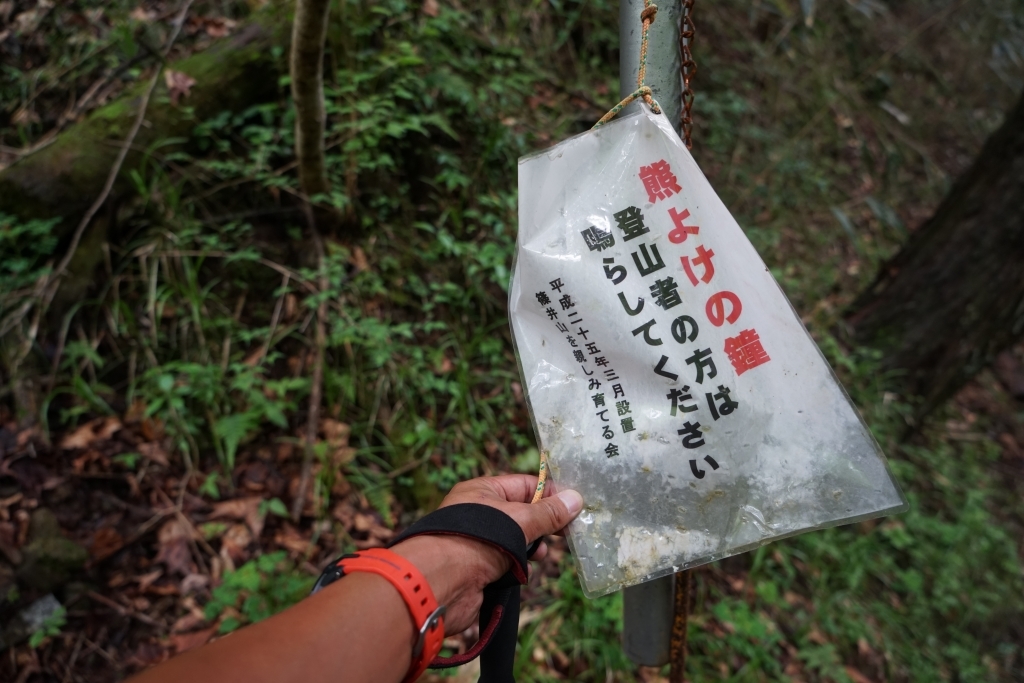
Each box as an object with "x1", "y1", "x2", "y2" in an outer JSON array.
[{"x1": 510, "y1": 105, "x2": 908, "y2": 598}]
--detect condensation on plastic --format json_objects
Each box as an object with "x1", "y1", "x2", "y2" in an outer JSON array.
[{"x1": 510, "y1": 105, "x2": 908, "y2": 598}]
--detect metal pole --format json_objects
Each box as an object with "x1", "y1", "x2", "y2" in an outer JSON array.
[
  {"x1": 619, "y1": 0, "x2": 684, "y2": 669},
  {"x1": 620, "y1": 0, "x2": 683, "y2": 137},
  {"x1": 622, "y1": 575, "x2": 675, "y2": 666}
]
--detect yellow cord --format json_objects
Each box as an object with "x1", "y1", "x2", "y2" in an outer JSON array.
[
  {"x1": 593, "y1": 1, "x2": 661, "y2": 129},
  {"x1": 545, "y1": 3, "x2": 663, "y2": 496},
  {"x1": 530, "y1": 451, "x2": 548, "y2": 504}
]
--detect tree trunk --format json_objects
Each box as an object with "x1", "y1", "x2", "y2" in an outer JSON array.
[
  {"x1": 846, "y1": 88, "x2": 1024, "y2": 418},
  {"x1": 290, "y1": 0, "x2": 332, "y2": 200},
  {"x1": 288, "y1": 0, "x2": 332, "y2": 519},
  {"x1": 0, "y1": 15, "x2": 285, "y2": 233}
]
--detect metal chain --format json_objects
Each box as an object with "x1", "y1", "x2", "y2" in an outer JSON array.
[{"x1": 679, "y1": 0, "x2": 697, "y2": 150}]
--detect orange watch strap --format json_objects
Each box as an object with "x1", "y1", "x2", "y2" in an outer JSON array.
[{"x1": 333, "y1": 548, "x2": 445, "y2": 683}]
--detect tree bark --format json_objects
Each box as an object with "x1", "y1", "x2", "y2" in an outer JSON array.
[
  {"x1": 290, "y1": 0, "x2": 332, "y2": 199},
  {"x1": 0, "y1": 15, "x2": 285, "y2": 232},
  {"x1": 289, "y1": 0, "x2": 333, "y2": 519},
  {"x1": 846, "y1": 88, "x2": 1024, "y2": 418}
]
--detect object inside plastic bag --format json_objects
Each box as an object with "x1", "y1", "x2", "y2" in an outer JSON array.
[{"x1": 509, "y1": 104, "x2": 907, "y2": 598}]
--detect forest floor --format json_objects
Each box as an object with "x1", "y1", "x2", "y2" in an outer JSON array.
[{"x1": 1, "y1": 0, "x2": 1024, "y2": 681}]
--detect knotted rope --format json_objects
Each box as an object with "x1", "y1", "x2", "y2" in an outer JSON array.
[
  {"x1": 530, "y1": 451, "x2": 548, "y2": 504},
  {"x1": 533, "y1": 1, "x2": 661, "y2": 503},
  {"x1": 593, "y1": 0, "x2": 662, "y2": 129}
]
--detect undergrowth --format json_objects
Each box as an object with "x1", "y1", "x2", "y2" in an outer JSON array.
[{"x1": 1, "y1": 0, "x2": 1024, "y2": 680}]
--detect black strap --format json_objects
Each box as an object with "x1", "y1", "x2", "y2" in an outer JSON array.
[{"x1": 388, "y1": 503, "x2": 530, "y2": 683}]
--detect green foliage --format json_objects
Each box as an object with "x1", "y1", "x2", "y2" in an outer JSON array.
[
  {"x1": 28, "y1": 606, "x2": 67, "y2": 649},
  {"x1": 135, "y1": 360, "x2": 304, "y2": 474},
  {"x1": 2, "y1": 0, "x2": 1023, "y2": 679},
  {"x1": 687, "y1": 341, "x2": 1024, "y2": 681},
  {"x1": 203, "y1": 551, "x2": 314, "y2": 634},
  {"x1": 0, "y1": 213, "x2": 60, "y2": 313},
  {"x1": 112, "y1": 452, "x2": 141, "y2": 470},
  {"x1": 259, "y1": 497, "x2": 290, "y2": 519},
  {"x1": 518, "y1": 555, "x2": 634, "y2": 682}
]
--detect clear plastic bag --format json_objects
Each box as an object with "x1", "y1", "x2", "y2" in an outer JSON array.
[{"x1": 510, "y1": 104, "x2": 907, "y2": 598}]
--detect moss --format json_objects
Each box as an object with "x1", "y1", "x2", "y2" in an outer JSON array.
[
  {"x1": 15, "y1": 510, "x2": 88, "y2": 593},
  {"x1": 0, "y1": 15, "x2": 285, "y2": 237}
]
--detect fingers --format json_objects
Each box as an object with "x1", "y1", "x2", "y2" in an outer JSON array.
[
  {"x1": 516, "y1": 489, "x2": 583, "y2": 542},
  {"x1": 482, "y1": 474, "x2": 542, "y2": 504}
]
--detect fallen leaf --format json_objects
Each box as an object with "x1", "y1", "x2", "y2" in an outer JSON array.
[
  {"x1": 147, "y1": 582, "x2": 181, "y2": 596},
  {"x1": 41, "y1": 475, "x2": 64, "y2": 491},
  {"x1": 14, "y1": 425, "x2": 40, "y2": 449},
  {"x1": 170, "y1": 627, "x2": 217, "y2": 654},
  {"x1": 129, "y1": 7, "x2": 156, "y2": 22},
  {"x1": 322, "y1": 418, "x2": 350, "y2": 447},
  {"x1": 126, "y1": 641, "x2": 169, "y2": 670},
  {"x1": 783, "y1": 591, "x2": 805, "y2": 607},
  {"x1": 89, "y1": 527, "x2": 124, "y2": 561},
  {"x1": 237, "y1": 461, "x2": 285, "y2": 496},
  {"x1": 202, "y1": 17, "x2": 236, "y2": 38},
  {"x1": 0, "y1": 492, "x2": 22, "y2": 508},
  {"x1": 172, "y1": 612, "x2": 206, "y2": 633},
  {"x1": 331, "y1": 501, "x2": 355, "y2": 528},
  {"x1": 287, "y1": 474, "x2": 318, "y2": 517},
  {"x1": 164, "y1": 70, "x2": 197, "y2": 106},
  {"x1": 0, "y1": 520, "x2": 21, "y2": 564},
  {"x1": 219, "y1": 523, "x2": 252, "y2": 563},
  {"x1": 421, "y1": 0, "x2": 440, "y2": 16},
  {"x1": 155, "y1": 520, "x2": 193, "y2": 575},
  {"x1": 72, "y1": 450, "x2": 103, "y2": 473},
  {"x1": 138, "y1": 441, "x2": 169, "y2": 466},
  {"x1": 242, "y1": 347, "x2": 264, "y2": 367},
  {"x1": 845, "y1": 667, "x2": 876, "y2": 683},
  {"x1": 332, "y1": 447, "x2": 357, "y2": 469},
  {"x1": 351, "y1": 246, "x2": 370, "y2": 272},
  {"x1": 331, "y1": 473, "x2": 352, "y2": 497},
  {"x1": 60, "y1": 416, "x2": 122, "y2": 450},
  {"x1": 140, "y1": 416, "x2": 165, "y2": 442},
  {"x1": 353, "y1": 513, "x2": 375, "y2": 533},
  {"x1": 107, "y1": 572, "x2": 130, "y2": 588},
  {"x1": 274, "y1": 524, "x2": 311, "y2": 554},
  {"x1": 276, "y1": 441, "x2": 294, "y2": 462},
  {"x1": 124, "y1": 400, "x2": 147, "y2": 423},
  {"x1": 180, "y1": 573, "x2": 210, "y2": 594},
  {"x1": 11, "y1": 107, "x2": 40, "y2": 126},
  {"x1": 283, "y1": 294, "x2": 298, "y2": 322},
  {"x1": 135, "y1": 569, "x2": 163, "y2": 592},
  {"x1": 806, "y1": 628, "x2": 828, "y2": 645},
  {"x1": 209, "y1": 497, "x2": 265, "y2": 538}
]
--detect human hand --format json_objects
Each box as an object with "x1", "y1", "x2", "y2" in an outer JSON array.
[{"x1": 390, "y1": 475, "x2": 583, "y2": 634}]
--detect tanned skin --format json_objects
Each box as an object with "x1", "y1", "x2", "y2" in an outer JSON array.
[{"x1": 129, "y1": 475, "x2": 584, "y2": 683}]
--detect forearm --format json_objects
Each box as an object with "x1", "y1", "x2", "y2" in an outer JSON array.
[
  {"x1": 128, "y1": 477, "x2": 582, "y2": 683},
  {"x1": 130, "y1": 572, "x2": 414, "y2": 683}
]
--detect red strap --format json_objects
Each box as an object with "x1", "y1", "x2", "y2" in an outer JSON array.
[
  {"x1": 431, "y1": 604, "x2": 504, "y2": 667},
  {"x1": 334, "y1": 549, "x2": 446, "y2": 683}
]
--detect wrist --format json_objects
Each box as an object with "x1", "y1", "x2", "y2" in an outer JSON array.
[{"x1": 390, "y1": 535, "x2": 509, "y2": 607}]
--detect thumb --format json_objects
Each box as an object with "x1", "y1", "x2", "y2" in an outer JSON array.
[{"x1": 518, "y1": 490, "x2": 584, "y2": 543}]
